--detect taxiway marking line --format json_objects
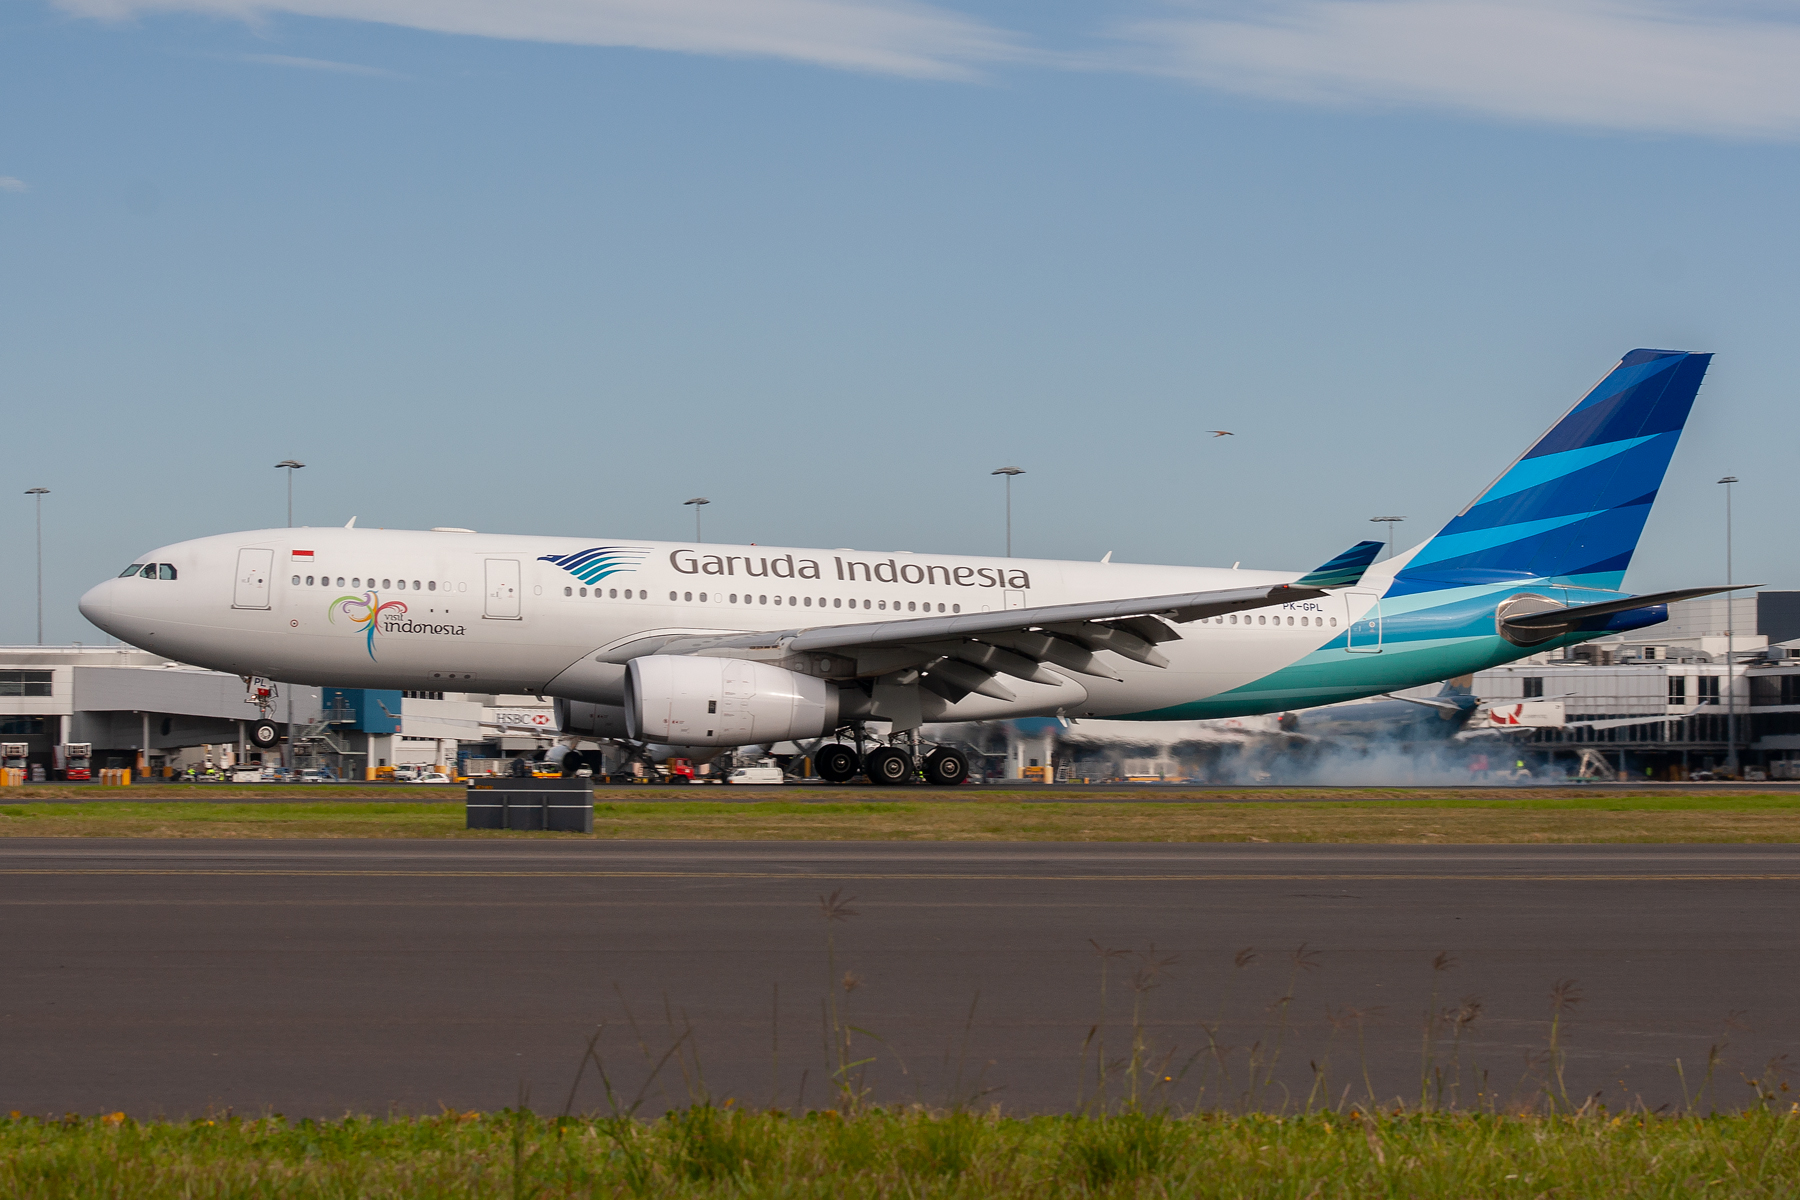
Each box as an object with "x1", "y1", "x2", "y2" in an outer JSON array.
[{"x1": 0, "y1": 870, "x2": 1795, "y2": 882}]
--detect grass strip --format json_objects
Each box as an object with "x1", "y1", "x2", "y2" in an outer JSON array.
[
  {"x1": 3, "y1": 795, "x2": 1800, "y2": 841},
  {"x1": 2, "y1": 1108, "x2": 1796, "y2": 1197}
]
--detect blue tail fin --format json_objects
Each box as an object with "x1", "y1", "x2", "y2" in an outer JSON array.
[{"x1": 1390, "y1": 349, "x2": 1710, "y2": 598}]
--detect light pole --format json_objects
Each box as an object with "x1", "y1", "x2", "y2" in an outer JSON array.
[
  {"x1": 991, "y1": 467, "x2": 1025, "y2": 557},
  {"x1": 25, "y1": 488, "x2": 48, "y2": 645},
  {"x1": 1719, "y1": 475, "x2": 1739, "y2": 776},
  {"x1": 684, "y1": 497, "x2": 710, "y2": 543},
  {"x1": 1369, "y1": 516, "x2": 1404, "y2": 560},
  {"x1": 274, "y1": 460, "x2": 305, "y2": 527}
]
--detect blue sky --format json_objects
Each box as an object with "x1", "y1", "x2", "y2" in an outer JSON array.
[{"x1": 4, "y1": 1, "x2": 1797, "y2": 642}]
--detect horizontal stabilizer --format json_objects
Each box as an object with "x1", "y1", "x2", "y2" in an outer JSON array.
[
  {"x1": 1501, "y1": 584, "x2": 1756, "y2": 630},
  {"x1": 1293, "y1": 541, "x2": 1384, "y2": 590}
]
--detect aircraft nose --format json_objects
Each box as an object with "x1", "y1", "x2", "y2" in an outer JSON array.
[{"x1": 78, "y1": 578, "x2": 119, "y2": 637}]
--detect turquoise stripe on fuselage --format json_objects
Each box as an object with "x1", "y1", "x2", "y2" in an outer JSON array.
[{"x1": 1117, "y1": 582, "x2": 1602, "y2": 720}]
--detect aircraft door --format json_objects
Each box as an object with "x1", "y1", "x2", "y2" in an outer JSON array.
[
  {"x1": 484, "y1": 559, "x2": 521, "y2": 619},
  {"x1": 232, "y1": 548, "x2": 274, "y2": 610},
  {"x1": 1344, "y1": 589, "x2": 1382, "y2": 653}
]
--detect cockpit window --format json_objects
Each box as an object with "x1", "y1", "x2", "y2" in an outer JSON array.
[
  {"x1": 139, "y1": 565, "x2": 157, "y2": 579},
  {"x1": 158, "y1": 564, "x2": 178, "y2": 580},
  {"x1": 120, "y1": 564, "x2": 145, "y2": 578}
]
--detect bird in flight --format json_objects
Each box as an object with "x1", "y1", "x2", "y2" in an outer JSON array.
[{"x1": 1206, "y1": 430, "x2": 1234, "y2": 437}]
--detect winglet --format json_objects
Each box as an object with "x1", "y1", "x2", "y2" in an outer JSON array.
[{"x1": 1293, "y1": 541, "x2": 1384, "y2": 589}]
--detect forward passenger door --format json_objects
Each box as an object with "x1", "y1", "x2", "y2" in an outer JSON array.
[{"x1": 232, "y1": 548, "x2": 274, "y2": 610}]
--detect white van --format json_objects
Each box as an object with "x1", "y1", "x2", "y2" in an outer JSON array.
[{"x1": 728, "y1": 766, "x2": 786, "y2": 785}]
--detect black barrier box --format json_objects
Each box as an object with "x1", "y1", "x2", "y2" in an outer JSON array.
[{"x1": 465, "y1": 778, "x2": 594, "y2": 833}]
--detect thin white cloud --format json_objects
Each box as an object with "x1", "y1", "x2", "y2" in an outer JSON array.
[
  {"x1": 0, "y1": 177, "x2": 26, "y2": 192},
  {"x1": 239, "y1": 51, "x2": 404, "y2": 76},
  {"x1": 60, "y1": 0, "x2": 1018, "y2": 79},
  {"x1": 1121, "y1": 1, "x2": 1800, "y2": 139}
]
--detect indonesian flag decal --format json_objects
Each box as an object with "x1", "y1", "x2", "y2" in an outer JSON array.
[{"x1": 291, "y1": 549, "x2": 314, "y2": 561}]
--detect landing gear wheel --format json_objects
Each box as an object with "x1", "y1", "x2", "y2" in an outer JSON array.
[
  {"x1": 814, "y1": 744, "x2": 861, "y2": 783},
  {"x1": 922, "y1": 748, "x2": 969, "y2": 787},
  {"x1": 864, "y1": 746, "x2": 914, "y2": 786},
  {"x1": 249, "y1": 721, "x2": 281, "y2": 749}
]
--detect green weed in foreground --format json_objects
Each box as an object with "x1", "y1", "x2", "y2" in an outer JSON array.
[{"x1": 3, "y1": 1108, "x2": 1800, "y2": 1197}]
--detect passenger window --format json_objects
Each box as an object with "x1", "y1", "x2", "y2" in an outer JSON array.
[
  {"x1": 1330, "y1": 618, "x2": 1337, "y2": 627},
  {"x1": 760, "y1": 595, "x2": 768, "y2": 604},
  {"x1": 953, "y1": 604, "x2": 960, "y2": 613},
  {"x1": 564, "y1": 587, "x2": 572, "y2": 597},
  {"x1": 412, "y1": 581, "x2": 420, "y2": 591},
  {"x1": 833, "y1": 598, "x2": 842, "y2": 608},
  {"x1": 865, "y1": 600, "x2": 872, "y2": 610},
  {"x1": 382, "y1": 579, "x2": 391, "y2": 589},
  {"x1": 684, "y1": 592, "x2": 693, "y2": 602},
  {"x1": 306, "y1": 575, "x2": 315, "y2": 586},
  {"x1": 669, "y1": 591, "x2": 678, "y2": 601},
  {"x1": 699, "y1": 592, "x2": 708, "y2": 602},
  {"x1": 1300, "y1": 616, "x2": 1308, "y2": 626},
  {"x1": 804, "y1": 597, "x2": 812, "y2": 607},
  {"x1": 907, "y1": 602, "x2": 916, "y2": 612},
  {"x1": 334, "y1": 576, "x2": 343, "y2": 587},
  {"x1": 1257, "y1": 615, "x2": 1265, "y2": 625},
  {"x1": 351, "y1": 578, "x2": 360, "y2": 588},
  {"x1": 879, "y1": 601, "x2": 886, "y2": 610},
  {"x1": 774, "y1": 596, "x2": 782, "y2": 605},
  {"x1": 730, "y1": 594, "x2": 738, "y2": 604},
  {"x1": 291, "y1": 575, "x2": 301, "y2": 586},
  {"x1": 429, "y1": 581, "x2": 437, "y2": 591},
  {"x1": 120, "y1": 564, "x2": 145, "y2": 578}
]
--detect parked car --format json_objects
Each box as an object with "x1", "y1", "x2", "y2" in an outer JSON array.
[
  {"x1": 728, "y1": 766, "x2": 786, "y2": 785},
  {"x1": 414, "y1": 772, "x2": 452, "y2": 784}
]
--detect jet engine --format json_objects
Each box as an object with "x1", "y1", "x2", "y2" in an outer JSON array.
[
  {"x1": 554, "y1": 699, "x2": 632, "y2": 739},
  {"x1": 626, "y1": 655, "x2": 838, "y2": 748}
]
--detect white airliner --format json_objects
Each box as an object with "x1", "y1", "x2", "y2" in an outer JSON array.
[{"x1": 80, "y1": 350, "x2": 1737, "y2": 785}]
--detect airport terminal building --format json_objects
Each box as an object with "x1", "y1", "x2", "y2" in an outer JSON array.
[{"x1": 0, "y1": 645, "x2": 554, "y2": 780}]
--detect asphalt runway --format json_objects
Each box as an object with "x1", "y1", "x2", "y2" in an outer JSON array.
[{"x1": 3, "y1": 840, "x2": 1796, "y2": 1117}]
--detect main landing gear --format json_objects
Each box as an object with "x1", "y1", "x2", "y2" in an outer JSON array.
[
  {"x1": 863, "y1": 746, "x2": 912, "y2": 785},
  {"x1": 921, "y1": 747, "x2": 970, "y2": 787},
  {"x1": 810, "y1": 740, "x2": 972, "y2": 787},
  {"x1": 813, "y1": 743, "x2": 862, "y2": 784}
]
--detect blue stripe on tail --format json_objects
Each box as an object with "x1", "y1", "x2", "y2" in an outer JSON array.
[{"x1": 1389, "y1": 349, "x2": 1709, "y2": 598}]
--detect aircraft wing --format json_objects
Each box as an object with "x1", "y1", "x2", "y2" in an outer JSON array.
[{"x1": 613, "y1": 541, "x2": 1387, "y2": 705}]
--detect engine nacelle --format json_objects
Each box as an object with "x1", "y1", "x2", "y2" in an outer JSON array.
[
  {"x1": 626, "y1": 656, "x2": 838, "y2": 748},
  {"x1": 554, "y1": 698, "x2": 632, "y2": 739}
]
